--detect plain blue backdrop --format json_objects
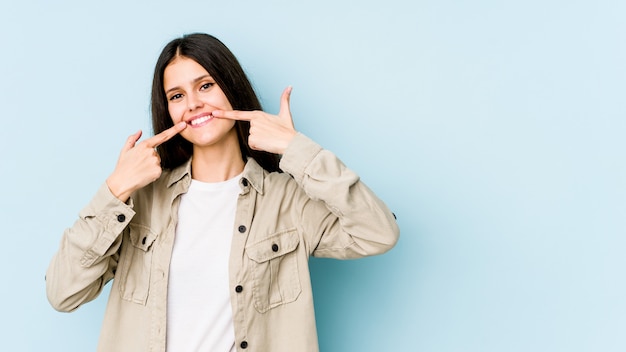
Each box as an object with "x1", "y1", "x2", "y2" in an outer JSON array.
[{"x1": 1, "y1": 0, "x2": 625, "y2": 351}]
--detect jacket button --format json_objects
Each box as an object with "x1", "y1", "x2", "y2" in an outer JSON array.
[
  {"x1": 392, "y1": 212, "x2": 397, "y2": 219},
  {"x1": 238, "y1": 225, "x2": 246, "y2": 233},
  {"x1": 271, "y1": 244, "x2": 279, "y2": 252},
  {"x1": 240, "y1": 341, "x2": 248, "y2": 349},
  {"x1": 142, "y1": 237, "x2": 147, "y2": 245},
  {"x1": 117, "y1": 214, "x2": 126, "y2": 222},
  {"x1": 235, "y1": 285, "x2": 243, "y2": 293},
  {"x1": 242, "y1": 178, "x2": 249, "y2": 187}
]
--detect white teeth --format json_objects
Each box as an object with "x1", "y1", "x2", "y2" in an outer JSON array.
[{"x1": 190, "y1": 116, "x2": 211, "y2": 125}]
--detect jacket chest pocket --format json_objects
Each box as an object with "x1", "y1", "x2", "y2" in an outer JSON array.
[
  {"x1": 117, "y1": 223, "x2": 157, "y2": 305},
  {"x1": 246, "y1": 229, "x2": 302, "y2": 313}
]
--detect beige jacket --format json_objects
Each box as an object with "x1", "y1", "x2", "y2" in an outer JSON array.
[{"x1": 46, "y1": 133, "x2": 399, "y2": 352}]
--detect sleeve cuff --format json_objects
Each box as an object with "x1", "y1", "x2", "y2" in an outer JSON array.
[
  {"x1": 78, "y1": 183, "x2": 136, "y2": 263},
  {"x1": 279, "y1": 133, "x2": 323, "y2": 184}
]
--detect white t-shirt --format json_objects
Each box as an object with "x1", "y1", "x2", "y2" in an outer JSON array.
[{"x1": 166, "y1": 174, "x2": 241, "y2": 352}]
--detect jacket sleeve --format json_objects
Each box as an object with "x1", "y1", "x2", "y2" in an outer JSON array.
[
  {"x1": 46, "y1": 183, "x2": 136, "y2": 312},
  {"x1": 279, "y1": 133, "x2": 400, "y2": 259}
]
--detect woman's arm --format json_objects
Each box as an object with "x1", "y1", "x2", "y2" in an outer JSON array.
[
  {"x1": 47, "y1": 123, "x2": 186, "y2": 311},
  {"x1": 46, "y1": 184, "x2": 135, "y2": 312},
  {"x1": 214, "y1": 87, "x2": 399, "y2": 258},
  {"x1": 281, "y1": 133, "x2": 399, "y2": 258}
]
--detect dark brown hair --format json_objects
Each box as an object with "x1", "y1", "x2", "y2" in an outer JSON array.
[{"x1": 151, "y1": 33, "x2": 280, "y2": 171}]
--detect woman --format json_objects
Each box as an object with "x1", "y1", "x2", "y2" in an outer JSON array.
[{"x1": 46, "y1": 33, "x2": 399, "y2": 352}]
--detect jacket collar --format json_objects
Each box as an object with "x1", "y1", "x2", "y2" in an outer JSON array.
[
  {"x1": 165, "y1": 158, "x2": 192, "y2": 188},
  {"x1": 164, "y1": 157, "x2": 266, "y2": 195},
  {"x1": 241, "y1": 158, "x2": 265, "y2": 195}
]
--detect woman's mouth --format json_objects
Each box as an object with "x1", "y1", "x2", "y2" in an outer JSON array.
[{"x1": 188, "y1": 114, "x2": 213, "y2": 127}]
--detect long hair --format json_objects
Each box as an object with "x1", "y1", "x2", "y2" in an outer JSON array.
[{"x1": 151, "y1": 33, "x2": 280, "y2": 171}]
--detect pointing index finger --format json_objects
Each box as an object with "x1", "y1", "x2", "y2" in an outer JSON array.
[
  {"x1": 144, "y1": 121, "x2": 187, "y2": 148},
  {"x1": 212, "y1": 110, "x2": 253, "y2": 121}
]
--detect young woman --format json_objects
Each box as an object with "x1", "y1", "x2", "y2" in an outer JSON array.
[{"x1": 46, "y1": 33, "x2": 399, "y2": 352}]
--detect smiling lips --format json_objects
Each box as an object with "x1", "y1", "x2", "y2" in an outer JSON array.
[{"x1": 187, "y1": 114, "x2": 213, "y2": 127}]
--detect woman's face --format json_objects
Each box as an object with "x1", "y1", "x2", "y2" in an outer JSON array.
[{"x1": 163, "y1": 56, "x2": 236, "y2": 149}]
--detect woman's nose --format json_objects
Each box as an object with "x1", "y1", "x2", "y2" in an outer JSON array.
[{"x1": 187, "y1": 93, "x2": 203, "y2": 111}]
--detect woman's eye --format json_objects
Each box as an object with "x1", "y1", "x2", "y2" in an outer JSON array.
[
  {"x1": 200, "y1": 83, "x2": 214, "y2": 90},
  {"x1": 169, "y1": 93, "x2": 183, "y2": 101}
]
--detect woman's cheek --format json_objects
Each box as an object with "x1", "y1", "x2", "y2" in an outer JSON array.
[{"x1": 169, "y1": 107, "x2": 183, "y2": 123}]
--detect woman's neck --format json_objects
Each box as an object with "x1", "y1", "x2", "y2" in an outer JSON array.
[{"x1": 190, "y1": 138, "x2": 245, "y2": 183}]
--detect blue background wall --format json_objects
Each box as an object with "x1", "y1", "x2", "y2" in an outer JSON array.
[{"x1": 1, "y1": 0, "x2": 624, "y2": 351}]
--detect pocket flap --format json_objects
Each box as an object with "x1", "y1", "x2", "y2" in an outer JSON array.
[
  {"x1": 246, "y1": 229, "x2": 299, "y2": 263},
  {"x1": 128, "y1": 223, "x2": 157, "y2": 252}
]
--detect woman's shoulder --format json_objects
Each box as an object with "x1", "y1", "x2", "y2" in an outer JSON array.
[{"x1": 244, "y1": 158, "x2": 298, "y2": 192}]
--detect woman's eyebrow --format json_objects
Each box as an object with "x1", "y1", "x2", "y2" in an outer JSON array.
[{"x1": 165, "y1": 75, "x2": 213, "y2": 94}]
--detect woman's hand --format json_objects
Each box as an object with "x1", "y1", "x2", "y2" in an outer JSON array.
[
  {"x1": 212, "y1": 86, "x2": 297, "y2": 154},
  {"x1": 106, "y1": 122, "x2": 187, "y2": 202}
]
